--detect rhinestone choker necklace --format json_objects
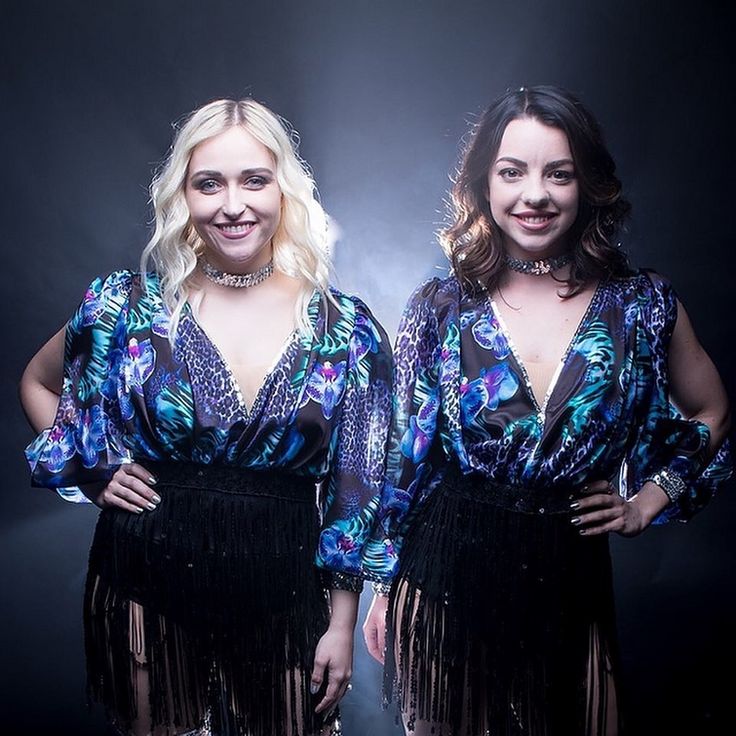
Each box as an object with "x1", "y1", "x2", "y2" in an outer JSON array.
[
  {"x1": 201, "y1": 258, "x2": 274, "y2": 288},
  {"x1": 505, "y1": 252, "x2": 573, "y2": 275}
]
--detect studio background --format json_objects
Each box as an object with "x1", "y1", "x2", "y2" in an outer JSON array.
[{"x1": 1, "y1": 1, "x2": 733, "y2": 734}]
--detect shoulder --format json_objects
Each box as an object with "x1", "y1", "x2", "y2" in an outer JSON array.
[
  {"x1": 609, "y1": 269, "x2": 679, "y2": 344},
  {"x1": 610, "y1": 268, "x2": 676, "y2": 298},
  {"x1": 402, "y1": 274, "x2": 458, "y2": 315},
  {"x1": 327, "y1": 286, "x2": 389, "y2": 342},
  {"x1": 87, "y1": 269, "x2": 136, "y2": 299},
  {"x1": 71, "y1": 270, "x2": 135, "y2": 329},
  {"x1": 607, "y1": 269, "x2": 677, "y2": 311}
]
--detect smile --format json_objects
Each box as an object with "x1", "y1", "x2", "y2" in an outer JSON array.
[
  {"x1": 214, "y1": 222, "x2": 256, "y2": 239},
  {"x1": 512, "y1": 212, "x2": 558, "y2": 231}
]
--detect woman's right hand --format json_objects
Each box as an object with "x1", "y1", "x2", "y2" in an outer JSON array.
[
  {"x1": 362, "y1": 593, "x2": 389, "y2": 664},
  {"x1": 89, "y1": 463, "x2": 160, "y2": 513}
]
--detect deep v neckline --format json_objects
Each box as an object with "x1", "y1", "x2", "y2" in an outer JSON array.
[
  {"x1": 185, "y1": 306, "x2": 300, "y2": 417},
  {"x1": 488, "y1": 281, "x2": 603, "y2": 418}
]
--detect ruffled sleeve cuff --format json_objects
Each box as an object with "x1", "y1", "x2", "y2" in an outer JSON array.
[
  {"x1": 647, "y1": 417, "x2": 732, "y2": 523},
  {"x1": 321, "y1": 570, "x2": 365, "y2": 593}
]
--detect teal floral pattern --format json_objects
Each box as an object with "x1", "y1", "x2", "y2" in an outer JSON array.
[
  {"x1": 362, "y1": 272, "x2": 732, "y2": 581},
  {"x1": 26, "y1": 271, "x2": 392, "y2": 582}
]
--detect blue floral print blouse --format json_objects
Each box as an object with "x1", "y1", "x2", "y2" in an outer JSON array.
[
  {"x1": 362, "y1": 271, "x2": 732, "y2": 581},
  {"x1": 25, "y1": 270, "x2": 392, "y2": 588}
]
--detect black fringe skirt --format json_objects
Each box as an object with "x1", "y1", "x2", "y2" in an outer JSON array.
[
  {"x1": 385, "y1": 465, "x2": 621, "y2": 736},
  {"x1": 84, "y1": 462, "x2": 337, "y2": 736}
]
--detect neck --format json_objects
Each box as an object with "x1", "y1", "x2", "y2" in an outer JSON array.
[{"x1": 202, "y1": 245, "x2": 274, "y2": 275}]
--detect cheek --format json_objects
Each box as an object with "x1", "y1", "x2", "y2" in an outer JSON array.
[
  {"x1": 184, "y1": 192, "x2": 210, "y2": 224},
  {"x1": 487, "y1": 185, "x2": 513, "y2": 220},
  {"x1": 561, "y1": 185, "x2": 580, "y2": 215}
]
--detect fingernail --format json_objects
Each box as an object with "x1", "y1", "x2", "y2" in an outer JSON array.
[
  {"x1": 147, "y1": 502, "x2": 156, "y2": 511},
  {"x1": 310, "y1": 683, "x2": 319, "y2": 695},
  {"x1": 571, "y1": 517, "x2": 581, "y2": 525},
  {"x1": 569, "y1": 501, "x2": 580, "y2": 510},
  {"x1": 579, "y1": 529, "x2": 587, "y2": 535},
  {"x1": 152, "y1": 495, "x2": 161, "y2": 504},
  {"x1": 135, "y1": 507, "x2": 144, "y2": 514},
  {"x1": 149, "y1": 476, "x2": 157, "y2": 485}
]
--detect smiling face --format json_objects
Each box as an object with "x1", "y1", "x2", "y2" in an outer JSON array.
[
  {"x1": 184, "y1": 125, "x2": 282, "y2": 273},
  {"x1": 487, "y1": 116, "x2": 579, "y2": 261}
]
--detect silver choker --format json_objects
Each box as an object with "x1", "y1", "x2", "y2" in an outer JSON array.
[
  {"x1": 505, "y1": 252, "x2": 572, "y2": 275},
  {"x1": 201, "y1": 258, "x2": 274, "y2": 288}
]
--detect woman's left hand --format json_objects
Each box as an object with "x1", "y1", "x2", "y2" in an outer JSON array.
[
  {"x1": 310, "y1": 625, "x2": 354, "y2": 715},
  {"x1": 570, "y1": 480, "x2": 648, "y2": 538}
]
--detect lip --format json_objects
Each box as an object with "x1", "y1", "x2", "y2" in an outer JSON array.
[
  {"x1": 213, "y1": 221, "x2": 257, "y2": 240},
  {"x1": 511, "y1": 211, "x2": 558, "y2": 232}
]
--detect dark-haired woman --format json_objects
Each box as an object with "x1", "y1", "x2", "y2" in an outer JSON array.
[{"x1": 361, "y1": 86, "x2": 731, "y2": 735}]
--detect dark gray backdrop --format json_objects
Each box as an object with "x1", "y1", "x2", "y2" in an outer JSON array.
[{"x1": 2, "y1": 1, "x2": 734, "y2": 734}]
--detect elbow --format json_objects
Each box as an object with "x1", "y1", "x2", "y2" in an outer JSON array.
[
  {"x1": 720, "y1": 403, "x2": 732, "y2": 438},
  {"x1": 18, "y1": 363, "x2": 34, "y2": 416},
  {"x1": 705, "y1": 400, "x2": 731, "y2": 449}
]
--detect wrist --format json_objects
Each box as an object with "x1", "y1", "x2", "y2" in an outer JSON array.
[
  {"x1": 326, "y1": 618, "x2": 355, "y2": 636},
  {"x1": 630, "y1": 482, "x2": 670, "y2": 528},
  {"x1": 645, "y1": 468, "x2": 688, "y2": 504}
]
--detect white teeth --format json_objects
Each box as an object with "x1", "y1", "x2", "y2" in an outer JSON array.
[
  {"x1": 218, "y1": 224, "x2": 253, "y2": 233},
  {"x1": 518, "y1": 216, "x2": 552, "y2": 224}
]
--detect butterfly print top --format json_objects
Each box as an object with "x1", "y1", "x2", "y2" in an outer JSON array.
[{"x1": 361, "y1": 271, "x2": 731, "y2": 581}]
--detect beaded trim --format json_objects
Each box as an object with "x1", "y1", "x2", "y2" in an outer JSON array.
[
  {"x1": 325, "y1": 571, "x2": 364, "y2": 593},
  {"x1": 505, "y1": 252, "x2": 572, "y2": 275},
  {"x1": 201, "y1": 258, "x2": 274, "y2": 288},
  {"x1": 371, "y1": 580, "x2": 392, "y2": 597},
  {"x1": 646, "y1": 468, "x2": 688, "y2": 503}
]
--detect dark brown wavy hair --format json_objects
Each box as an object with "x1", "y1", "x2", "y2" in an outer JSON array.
[{"x1": 440, "y1": 86, "x2": 632, "y2": 296}]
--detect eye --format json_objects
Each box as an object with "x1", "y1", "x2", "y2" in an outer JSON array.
[
  {"x1": 244, "y1": 175, "x2": 269, "y2": 189},
  {"x1": 498, "y1": 168, "x2": 522, "y2": 181},
  {"x1": 194, "y1": 178, "x2": 221, "y2": 193},
  {"x1": 550, "y1": 169, "x2": 575, "y2": 183},
  {"x1": 244, "y1": 174, "x2": 275, "y2": 190}
]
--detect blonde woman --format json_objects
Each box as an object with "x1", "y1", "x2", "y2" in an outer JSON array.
[{"x1": 21, "y1": 99, "x2": 391, "y2": 736}]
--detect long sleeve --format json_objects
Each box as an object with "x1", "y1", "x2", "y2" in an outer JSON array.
[
  {"x1": 624, "y1": 271, "x2": 732, "y2": 522},
  {"x1": 315, "y1": 298, "x2": 393, "y2": 591},
  {"x1": 25, "y1": 271, "x2": 134, "y2": 502},
  {"x1": 361, "y1": 279, "x2": 445, "y2": 582}
]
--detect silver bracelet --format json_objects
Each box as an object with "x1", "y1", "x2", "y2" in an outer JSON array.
[
  {"x1": 371, "y1": 580, "x2": 392, "y2": 597},
  {"x1": 646, "y1": 468, "x2": 688, "y2": 503}
]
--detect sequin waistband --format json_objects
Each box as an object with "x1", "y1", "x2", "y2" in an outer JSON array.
[
  {"x1": 439, "y1": 464, "x2": 577, "y2": 516},
  {"x1": 142, "y1": 461, "x2": 317, "y2": 502}
]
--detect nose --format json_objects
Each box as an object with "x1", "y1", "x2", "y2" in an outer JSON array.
[
  {"x1": 222, "y1": 185, "x2": 247, "y2": 219},
  {"x1": 521, "y1": 176, "x2": 550, "y2": 208}
]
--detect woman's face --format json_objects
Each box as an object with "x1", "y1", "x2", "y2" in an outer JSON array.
[
  {"x1": 487, "y1": 117, "x2": 579, "y2": 260},
  {"x1": 185, "y1": 126, "x2": 282, "y2": 273}
]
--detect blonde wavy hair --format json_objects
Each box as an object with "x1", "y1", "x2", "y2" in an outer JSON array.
[{"x1": 140, "y1": 98, "x2": 332, "y2": 339}]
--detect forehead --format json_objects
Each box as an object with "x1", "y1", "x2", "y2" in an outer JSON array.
[
  {"x1": 495, "y1": 117, "x2": 572, "y2": 162},
  {"x1": 188, "y1": 126, "x2": 275, "y2": 171}
]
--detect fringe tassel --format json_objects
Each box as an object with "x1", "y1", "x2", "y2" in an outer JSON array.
[
  {"x1": 84, "y1": 464, "x2": 336, "y2": 736},
  {"x1": 384, "y1": 466, "x2": 619, "y2": 735}
]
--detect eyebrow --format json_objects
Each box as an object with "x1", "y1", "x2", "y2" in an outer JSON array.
[
  {"x1": 189, "y1": 167, "x2": 274, "y2": 180},
  {"x1": 494, "y1": 157, "x2": 574, "y2": 170}
]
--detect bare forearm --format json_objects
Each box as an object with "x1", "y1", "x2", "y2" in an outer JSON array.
[{"x1": 328, "y1": 589, "x2": 359, "y2": 633}]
